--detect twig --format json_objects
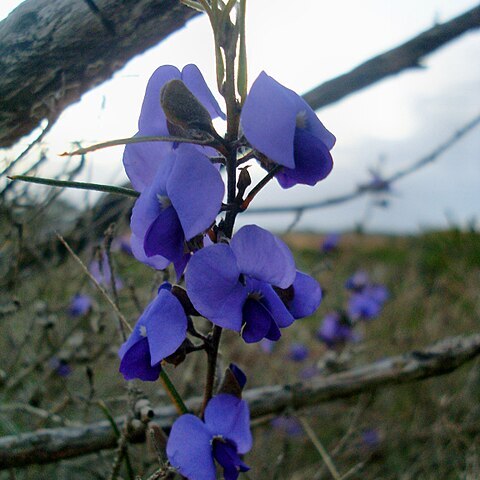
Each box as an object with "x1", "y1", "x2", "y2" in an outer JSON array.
[
  {"x1": 8, "y1": 175, "x2": 139, "y2": 198},
  {"x1": 2, "y1": 331, "x2": 479, "y2": 468},
  {"x1": 247, "y1": 113, "x2": 480, "y2": 215},
  {"x1": 56, "y1": 233, "x2": 132, "y2": 334},
  {"x1": 297, "y1": 416, "x2": 341, "y2": 480}
]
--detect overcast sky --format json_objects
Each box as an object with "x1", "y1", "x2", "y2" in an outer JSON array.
[{"x1": 1, "y1": 0, "x2": 479, "y2": 233}]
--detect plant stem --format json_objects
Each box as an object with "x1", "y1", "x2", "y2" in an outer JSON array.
[
  {"x1": 9, "y1": 175, "x2": 139, "y2": 198},
  {"x1": 240, "y1": 165, "x2": 282, "y2": 210},
  {"x1": 160, "y1": 370, "x2": 189, "y2": 415},
  {"x1": 200, "y1": 325, "x2": 223, "y2": 418}
]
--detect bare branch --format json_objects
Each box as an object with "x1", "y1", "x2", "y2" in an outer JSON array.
[
  {"x1": 302, "y1": 5, "x2": 480, "y2": 110},
  {"x1": 1, "y1": 332, "x2": 479, "y2": 469},
  {"x1": 247, "y1": 113, "x2": 480, "y2": 215},
  {"x1": 0, "y1": 0, "x2": 200, "y2": 148}
]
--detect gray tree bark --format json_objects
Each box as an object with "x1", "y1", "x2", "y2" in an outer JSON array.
[
  {"x1": 0, "y1": 332, "x2": 479, "y2": 469},
  {"x1": 0, "y1": 0, "x2": 200, "y2": 148}
]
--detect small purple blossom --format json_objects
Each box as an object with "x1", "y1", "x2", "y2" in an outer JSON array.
[
  {"x1": 186, "y1": 225, "x2": 297, "y2": 343},
  {"x1": 348, "y1": 285, "x2": 388, "y2": 321},
  {"x1": 167, "y1": 394, "x2": 252, "y2": 480},
  {"x1": 271, "y1": 416, "x2": 303, "y2": 437},
  {"x1": 345, "y1": 271, "x2": 369, "y2": 292},
  {"x1": 287, "y1": 343, "x2": 309, "y2": 362},
  {"x1": 316, "y1": 312, "x2": 354, "y2": 348},
  {"x1": 259, "y1": 338, "x2": 275, "y2": 354},
  {"x1": 124, "y1": 64, "x2": 225, "y2": 192},
  {"x1": 49, "y1": 357, "x2": 72, "y2": 377},
  {"x1": 361, "y1": 428, "x2": 381, "y2": 449},
  {"x1": 67, "y1": 294, "x2": 92, "y2": 317},
  {"x1": 241, "y1": 71, "x2": 335, "y2": 188},
  {"x1": 130, "y1": 143, "x2": 224, "y2": 276},
  {"x1": 321, "y1": 233, "x2": 340, "y2": 253},
  {"x1": 89, "y1": 252, "x2": 123, "y2": 290},
  {"x1": 119, "y1": 283, "x2": 187, "y2": 381}
]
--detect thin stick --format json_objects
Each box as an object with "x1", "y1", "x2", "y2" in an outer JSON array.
[
  {"x1": 56, "y1": 233, "x2": 132, "y2": 333},
  {"x1": 60, "y1": 134, "x2": 214, "y2": 156},
  {"x1": 297, "y1": 416, "x2": 342, "y2": 480}
]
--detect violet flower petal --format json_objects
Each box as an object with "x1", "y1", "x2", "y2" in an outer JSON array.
[
  {"x1": 167, "y1": 414, "x2": 216, "y2": 480},
  {"x1": 241, "y1": 298, "x2": 274, "y2": 343},
  {"x1": 275, "y1": 128, "x2": 333, "y2": 189},
  {"x1": 119, "y1": 338, "x2": 161, "y2": 381},
  {"x1": 130, "y1": 233, "x2": 170, "y2": 270},
  {"x1": 230, "y1": 225, "x2": 296, "y2": 288},
  {"x1": 186, "y1": 244, "x2": 247, "y2": 331},
  {"x1": 143, "y1": 206, "x2": 185, "y2": 262},
  {"x1": 288, "y1": 271, "x2": 322, "y2": 319},
  {"x1": 167, "y1": 144, "x2": 224, "y2": 240},
  {"x1": 182, "y1": 64, "x2": 226, "y2": 120},
  {"x1": 204, "y1": 394, "x2": 252, "y2": 454},
  {"x1": 241, "y1": 71, "x2": 297, "y2": 168},
  {"x1": 144, "y1": 289, "x2": 187, "y2": 366}
]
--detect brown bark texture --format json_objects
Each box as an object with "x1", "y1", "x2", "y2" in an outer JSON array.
[
  {"x1": 0, "y1": 332, "x2": 479, "y2": 469},
  {"x1": 0, "y1": 0, "x2": 200, "y2": 148}
]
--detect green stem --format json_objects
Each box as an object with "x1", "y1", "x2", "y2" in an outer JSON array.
[
  {"x1": 160, "y1": 369, "x2": 188, "y2": 415},
  {"x1": 9, "y1": 175, "x2": 139, "y2": 198}
]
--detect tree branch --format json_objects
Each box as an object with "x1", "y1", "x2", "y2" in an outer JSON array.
[
  {"x1": 302, "y1": 5, "x2": 480, "y2": 110},
  {"x1": 0, "y1": 0, "x2": 200, "y2": 148},
  {"x1": 1, "y1": 332, "x2": 479, "y2": 469}
]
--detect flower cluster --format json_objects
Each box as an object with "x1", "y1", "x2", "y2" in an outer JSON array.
[
  {"x1": 317, "y1": 271, "x2": 389, "y2": 349},
  {"x1": 117, "y1": 62, "x2": 335, "y2": 479}
]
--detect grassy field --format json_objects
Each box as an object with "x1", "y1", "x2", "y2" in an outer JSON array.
[{"x1": 0, "y1": 224, "x2": 479, "y2": 479}]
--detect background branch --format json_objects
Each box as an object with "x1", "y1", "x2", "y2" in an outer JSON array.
[
  {"x1": 1, "y1": 331, "x2": 479, "y2": 469},
  {"x1": 302, "y1": 5, "x2": 480, "y2": 110},
  {"x1": 0, "y1": 0, "x2": 200, "y2": 148}
]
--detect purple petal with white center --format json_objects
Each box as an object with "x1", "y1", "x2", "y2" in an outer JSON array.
[
  {"x1": 204, "y1": 394, "x2": 252, "y2": 454},
  {"x1": 182, "y1": 64, "x2": 226, "y2": 120},
  {"x1": 119, "y1": 337, "x2": 161, "y2": 381},
  {"x1": 123, "y1": 136, "x2": 173, "y2": 192},
  {"x1": 186, "y1": 244, "x2": 247, "y2": 331},
  {"x1": 230, "y1": 225, "x2": 296, "y2": 288},
  {"x1": 167, "y1": 144, "x2": 224, "y2": 240},
  {"x1": 142, "y1": 289, "x2": 187, "y2": 366},
  {"x1": 167, "y1": 414, "x2": 216, "y2": 480},
  {"x1": 241, "y1": 298, "x2": 274, "y2": 343},
  {"x1": 143, "y1": 206, "x2": 185, "y2": 262},
  {"x1": 290, "y1": 92, "x2": 336, "y2": 151},
  {"x1": 241, "y1": 71, "x2": 297, "y2": 168},
  {"x1": 275, "y1": 128, "x2": 334, "y2": 189},
  {"x1": 288, "y1": 271, "x2": 322, "y2": 319},
  {"x1": 138, "y1": 65, "x2": 180, "y2": 135}
]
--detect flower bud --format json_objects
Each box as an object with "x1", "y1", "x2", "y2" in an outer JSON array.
[
  {"x1": 217, "y1": 363, "x2": 247, "y2": 399},
  {"x1": 161, "y1": 79, "x2": 215, "y2": 135}
]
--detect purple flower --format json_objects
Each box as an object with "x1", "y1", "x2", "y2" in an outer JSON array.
[
  {"x1": 119, "y1": 283, "x2": 187, "y2": 381},
  {"x1": 130, "y1": 143, "x2": 224, "y2": 276},
  {"x1": 271, "y1": 416, "x2": 303, "y2": 437},
  {"x1": 281, "y1": 270, "x2": 323, "y2": 320},
  {"x1": 348, "y1": 285, "x2": 388, "y2": 321},
  {"x1": 49, "y1": 357, "x2": 72, "y2": 377},
  {"x1": 240, "y1": 71, "x2": 335, "y2": 188},
  {"x1": 186, "y1": 225, "x2": 297, "y2": 343},
  {"x1": 259, "y1": 338, "x2": 275, "y2": 354},
  {"x1": 167, "y1": 394, "x2": 252, "y2": 480},
  {"x1": 321, "y1": 233, "x2": 340, "y2": 253},
  {"x1": 67, "y1": 294, "x2": 92, "y2": 317},
  {"x1": 316, "y1": 312, "x2": 354, "y2": 348},
  {"x1": 89, "y1": 252, "x2": 123, "y2": 289},
  {"x1": 124, "y1": 64, "x2": 225, "y2": 192},
  {"x1": 345, "y1": 271, "x2": 369, "y2": 292},
  {"x1": 347, "y1": 292, "x2": 382, "y2": 321},
  {"x1": 287, "y1": 343, "x2": 309, "y2": 362},
  {"x1": 361, "y1": 428, "x2": 381, "y2": 449}
]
